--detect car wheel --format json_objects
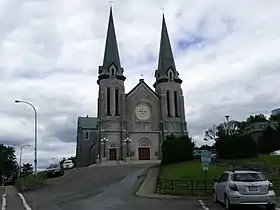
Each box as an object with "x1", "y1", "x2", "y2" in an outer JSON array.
[
  {"x1": 213, "y1": 190, "x2": 218, "y2": 203},
  {"x1": 224, "y1": 195, "x2": 232, "y2": 210}
]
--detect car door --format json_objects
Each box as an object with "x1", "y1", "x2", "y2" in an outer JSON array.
[{"x1": 216, "y1": 173, "x2": 229, "y2": 202}]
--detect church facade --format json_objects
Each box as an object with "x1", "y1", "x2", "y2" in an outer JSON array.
[{"x1": 76, "y1": 8, "x2": 188, "y2": 167}]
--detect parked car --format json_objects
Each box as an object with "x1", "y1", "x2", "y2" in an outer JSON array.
[
  {"x1": 213, "y1": 170, "x2": 277, "y2": 210},
  {"x1": 63, "y1": 159, "x2": 74, "y2": 169},
  {"x1": 270, "y1": 150, "x2": 280, "y2": 156},
  {"x1": 47, "y1": 163, "x2": 64, "y2": 177}
]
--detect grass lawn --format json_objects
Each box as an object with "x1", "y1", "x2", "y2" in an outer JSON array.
[
  {"x1": 160, "y1": 161, "x2": 226, "y2": 180},
  {"x1": 158, "y1": 161, "x2": 226, "y2": 196},
  {"x1": 158, "y1": 160, "x2": 280, "y2": 196},
  {"x1": 246, "y1": 155, "x2": 280, "y2": 167}
]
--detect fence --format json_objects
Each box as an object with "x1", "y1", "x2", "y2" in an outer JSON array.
[
  {"x1": 213, "y1": 160, "x2": 280, "y2": 177},
  {"x1": 156, "y1": 179, "x2": 280, "y2": 196}
]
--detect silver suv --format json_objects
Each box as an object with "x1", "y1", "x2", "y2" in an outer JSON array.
[{"x1": 213, "y1": 170, "x2": 277, "y2": 210}]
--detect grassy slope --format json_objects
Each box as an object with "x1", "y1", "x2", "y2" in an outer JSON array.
[
  {"x1": 246, "y1": 155, "x2": 280, "y2": 167},
  {"x1": 160, "y1": 161, "x2": 226, "y2": 180}
]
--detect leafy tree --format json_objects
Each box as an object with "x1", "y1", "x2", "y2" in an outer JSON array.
[
  {"x1": 270, "y1": 113, "x2": 280, "y2": 122},
  {"x1": 161, "y1": 134, "x2": 195, "y2": 165},
  {"x1": 204, "y1": 120, "x2": 240, "y2": 141},
  {"x1": 258, "y1": 126, "x2": 280, "y2": 154},
  {"x1": 21, "y1": 163, "x2": 33, "y2": 177},
  {"x1": 246, "y1": 114, "x2": 268, "y2": 124},
  {"x1": 215, "y1": 134, "x2": 258, "y2": 159},
  {"x1": 0, "y1": 144, "x2": 18, "y2": 178}
]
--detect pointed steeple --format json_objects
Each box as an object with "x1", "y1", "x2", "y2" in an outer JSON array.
[
  {"x1": 98, "y1": 7, "x2": 125, "y2": 84},
  {"x1": 102, "y1": 6, "x2": 121, "y2": 70},
  {"x1": 154, "y1": 14, "x2": 181, "y2": 86},
  {"x1": 157, "y1": 14, "x2": 176, "y2": 74}
]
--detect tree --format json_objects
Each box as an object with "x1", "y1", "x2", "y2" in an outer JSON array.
[
  {"x1": 0, "y1": 144, "x2": 18, "y2": 178},
  {"x1": 21, "y1": 163, "x2": 33, "y2": 177},
  {"x1": 215, "y1": 134, "x2": 258, "y2": 159},
  {"x1": 258, "y1": 126, "x2": 280, "y2": 154},
  {"x1": 246, "y1": 114, "x2": 268, "y2": 124},
  {"x1": 204, "y1": 120, "x2": 240, "y2": 141},
  {"x1": 161, "y1": 134, "x2": 195, "y2": 165}
]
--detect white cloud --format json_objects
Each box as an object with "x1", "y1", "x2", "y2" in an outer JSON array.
[{"x1": 0, "y1": 0, "x2": 280, "y2": 167}]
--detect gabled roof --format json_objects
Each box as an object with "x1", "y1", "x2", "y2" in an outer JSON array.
[
  {"x1": 126, "y1": 79, "x2": 159, "y2": 99},
  {"x1": 77, "y1": 117, "x2": 98, "y2": 129}
]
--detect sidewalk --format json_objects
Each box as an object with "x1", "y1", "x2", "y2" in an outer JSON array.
[
  {"x1": 88, "y1": 160, "x2": 161, "y2": 167},
  {"x1": 4, "y1": 186, "x2": 26, "y2": 210},
  {"x1": 135, "y1": 167, "x2": 184, "y2": 199},
  {"x1": 0, "y1": 186, "x2": 4, "y2": 209}
]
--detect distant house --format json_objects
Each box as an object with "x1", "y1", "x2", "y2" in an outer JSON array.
[
  {"x1": 76, "y1": 116, "x2": 98, "y2": 167},
  {"x1": 244, "y1": 121, "x2": 277, "y2": 143}
]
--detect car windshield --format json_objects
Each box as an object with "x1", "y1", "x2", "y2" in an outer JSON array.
[
  {"x1": 49, "y1": 164, "x2": 59, "y2": 169},
  {"x1": 64, "y1": 160, "x2": 71, "y2": 164},
  {"x1": 231, "y1": 173, "x2": 266, "y2": 182}
]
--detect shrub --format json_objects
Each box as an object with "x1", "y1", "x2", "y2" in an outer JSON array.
[
  {"x1": 15, "y1": 172, "x2": 47, "y2": 192},
  {"x1": 161, "y1": 134, "x2": 195, "y2": 165},
  {"x1": 216, "y1": 134, "x2": 258, "y2": 159}
]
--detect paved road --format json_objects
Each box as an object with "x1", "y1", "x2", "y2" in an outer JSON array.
[
  {"x1": 3, "y1": 164, "x2": 280, "y2": 210},
  {"x1": 19, "y1": 164, "x2": 203, "y2": 210}
]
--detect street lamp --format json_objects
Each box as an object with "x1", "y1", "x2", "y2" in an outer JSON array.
[
  {"x1": 225, "y1": 115, "x2": 230, "y2": 135},
  {"x1": 15, "y1": 100, "x2": 38, "y2": 176},
  {"x1": 124, "y1": 137, "x2": 131, "y2": 158},
  {"x1": 18, "y1": 144, "x2": 30, "y2": 179},
  {"x1": 101, "y1": 137, "x2": 108, "y2": 158}
]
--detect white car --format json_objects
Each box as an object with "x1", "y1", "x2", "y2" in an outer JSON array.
[
  {"x1": 213, "y1": 170, "x2": 277, "y2": 209},
  {"x1": 63, "y1": 160, "x2": 74, "y2": 169},
  {"x1": 270, "y1": 150, "x2": 280, "y2": 156}
]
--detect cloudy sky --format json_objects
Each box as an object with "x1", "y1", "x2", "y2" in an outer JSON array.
[{"x1": 1, "y1": 0, "x2": 280, "y2": 170}]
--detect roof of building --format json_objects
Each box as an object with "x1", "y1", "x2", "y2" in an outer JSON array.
[
  {"x1": 77, "y1": 116, "x2": 98, "y2": 129},
  {"x1": 126, "y1": 79, "x2": 159, "y2": 99}
]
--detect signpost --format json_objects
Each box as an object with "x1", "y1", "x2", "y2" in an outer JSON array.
[{"x1": 201, "y1": 150, "x2": 212, "y2": 192}]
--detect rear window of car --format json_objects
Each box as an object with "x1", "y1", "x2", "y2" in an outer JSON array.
[
  {"x1": 49, "y1": 164, "x2": 60, "y2": 168},
  {"x1": 231, "y1": 173, "x2": 267, "y2": 182},
  {"x1": 64, "y1": 160, "x2": 72, "y2": 164}
]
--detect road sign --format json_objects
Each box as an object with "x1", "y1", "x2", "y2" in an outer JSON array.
[{"x1": 201, "y1": 150, "x2": 211, "y2": 170}]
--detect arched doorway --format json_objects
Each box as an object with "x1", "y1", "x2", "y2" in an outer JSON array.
[
  {"x1": 109, "y1": 144, "x2": 117, "y2": 160},
  {"x1": 138, "y1": 140, "x2": 150, "y2": 160}
]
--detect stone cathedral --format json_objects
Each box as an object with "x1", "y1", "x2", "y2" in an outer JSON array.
[{"x1": 76, "y1": 7, "x2": 188, "y2": 167}]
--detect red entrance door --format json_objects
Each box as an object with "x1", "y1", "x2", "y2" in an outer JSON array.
[
  {"x1": 109, "y1": 148, "x2": 117, "y2": 160},
  {"x1": 138, "y1": 148, "x2": 150, "y2": 160}
]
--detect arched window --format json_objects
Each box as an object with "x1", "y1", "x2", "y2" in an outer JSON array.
[
  {"x1": 115, "y1": 88, "x2": 119, "y2": 116},
  {"x1": 168, "y1": 71, "x2": 174, "y2": 80},
  {"x1": 109, "y1": 65, "x2": 116, "y2": 77},
  {"x1": 107, "y1": 88, "x2": 111, "y2": 115},
  {"x1": 174, "y1": 91, "x2": 179, "y2": 117},
  {"x1": 166, "y1": 91, "x2": 171, "y2": 117}
]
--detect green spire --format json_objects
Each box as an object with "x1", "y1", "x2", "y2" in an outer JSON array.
[
  {"x1": 157, "y1": 14, "x2": 176, "y2": 77},
  {"x1": 102, "y1": 7, "x2": 121, "y2": 71}
]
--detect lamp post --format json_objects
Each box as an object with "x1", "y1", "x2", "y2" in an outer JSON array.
[
  {"x1": 124, "y1": 137, "x2": 131, "y2": 159},
  {"x1": 18, "y1": 144, "x2": 30, "y2": 179},
  {"x1": 101, "y1": 137, "x2": 108, "y2": 158},
  {"x1": 15, "y1": 100, "x2": 38, "y2": 176},
  {"x1": 225, "y1": 115, "x2": 230, "y2": 135}
]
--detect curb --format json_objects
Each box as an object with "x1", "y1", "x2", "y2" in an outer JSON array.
[{"x1": 134, "y1": 164, "x2": 186, "y2": 200}]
